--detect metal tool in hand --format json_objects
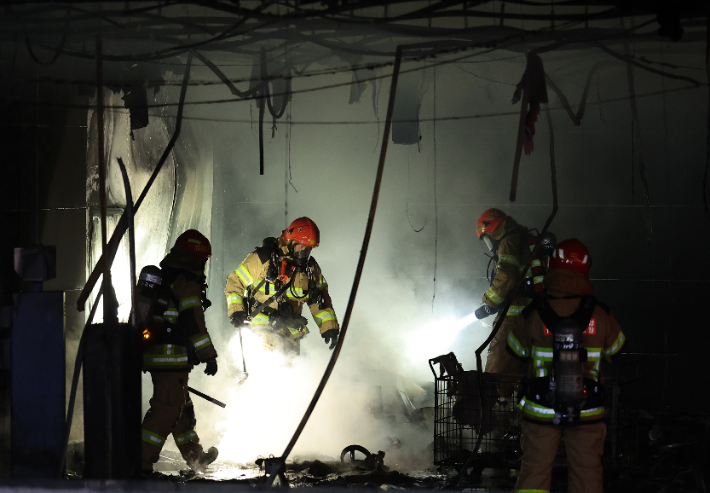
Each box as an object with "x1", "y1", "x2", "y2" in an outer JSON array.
[
  {"x1": 235, "y1": 322, "x2": 249, "y2": 386},
  {"x1": 232, "y1": 276, "x2": 296, "y2": 387},
  {"x1": 187, "y1": 386, "x2": 226, "y2": 408}
]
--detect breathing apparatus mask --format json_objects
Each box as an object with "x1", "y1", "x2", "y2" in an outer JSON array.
[
  {"x1": 288, "y1": 242, "x2": 312, "y2": 270},
  {"x1": 482, "y1": 234, "x2": 499, "y2": 253}
]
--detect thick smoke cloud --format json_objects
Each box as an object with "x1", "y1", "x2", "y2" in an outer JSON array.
[{"x1": 147, "y1": 43, "x2": 710, "y2": 469}]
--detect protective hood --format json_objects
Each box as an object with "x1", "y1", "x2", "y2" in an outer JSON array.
[
  {"x1": 160, "y1": 247, "x2": 205, "y2": 277},
  {"x1": 543, "y1": 268, "x2": 594, "y2": 297},
  {"x1": 489, "y1": 215, "x2": 519, "y2": 241}
]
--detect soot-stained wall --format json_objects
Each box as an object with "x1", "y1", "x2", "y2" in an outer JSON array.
[
  {"x1": 192, "y1": 41, "x2": 709, "y2": 421},
  {"x1": 0, "y1": 32, "x2": 708, "y2": 470}
]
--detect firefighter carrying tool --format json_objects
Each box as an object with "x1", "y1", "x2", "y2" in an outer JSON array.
[
  {"x1": 225, "y1": 217, "x2": 339, "y2": 355},
  {"x1": 474, "y1": 208, "x2": 555, "y2": 396},
  {"x1": 507, "y1": 238, "x2": 626, "y2": 493},
  {"x1": 136, "y1": 230, "x2": 219, "y2": 477}
]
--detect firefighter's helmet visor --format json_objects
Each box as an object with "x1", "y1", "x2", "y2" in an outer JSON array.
[{"x1": 292, "y1": 244, "x2": 312, "y2": 265}]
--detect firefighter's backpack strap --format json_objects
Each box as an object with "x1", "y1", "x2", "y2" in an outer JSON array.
[
  {"x1": 521, "y1": 294, "x2": 543, "y2": 319},
  {"x1": 569, "y1": 296, "x2": 597, "y2": 329},
  {"x1": 535, "y1": 296, "x2": 563, "y2": 331}
]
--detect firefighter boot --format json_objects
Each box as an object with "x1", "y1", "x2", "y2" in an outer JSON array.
[{"x1": 193, "y1": 446, "x2": 218, "y2": 473}]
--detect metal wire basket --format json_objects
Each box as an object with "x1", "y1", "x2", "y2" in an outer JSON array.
[{"x1": 429, "y1": 353, "x2": 522, "y2": 467}]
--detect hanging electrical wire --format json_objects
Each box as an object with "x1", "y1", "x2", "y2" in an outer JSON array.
[
  {"x1": 703, "y1": 7, "x2": 710, "y2": 221},
  {"x1": 431, "y1": 64, "x2": 438, "y2": 313}
]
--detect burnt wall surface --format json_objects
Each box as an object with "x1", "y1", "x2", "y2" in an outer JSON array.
[
  {"x1": 0, "y1": 32, "x2": 708, "y2": 472},
  {"x1": 196, "y1": 42, "x2": 709, "y2": 420}
]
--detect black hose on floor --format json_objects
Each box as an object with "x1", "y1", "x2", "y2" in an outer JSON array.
[{"x1": 263, "y1": 45, "x2": 406, "y2": 487}]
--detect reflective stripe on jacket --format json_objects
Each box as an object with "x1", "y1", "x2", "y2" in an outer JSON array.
[
  {"x1": 483, "y1": 217, "x2": 532, "y2": 309},
  {"x1": 506, "y1": 272, "x2": 625, "y2": 424},
  {"x1": 224, "y1": 240, "x2": 339, "y2": 336},
  {"x1": 143, "y1": 252, "x2": 218, "y2": 372}
]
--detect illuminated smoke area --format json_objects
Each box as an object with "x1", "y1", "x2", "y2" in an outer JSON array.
[
  {"x1": 193, "y1": 330, "x2": 434, "y2": 470},
  {"x1": 180, "y1": 277, "x2": 491, "y2": 472},
  {"x1": 151, "y1": 60, "x2": 510, "y2": 471},
  {"x1": 405, "y1": 311, "x2": 480, "y2": 365}
]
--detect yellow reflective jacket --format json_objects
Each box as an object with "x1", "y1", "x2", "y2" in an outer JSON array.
[
  {"x1": 224, "y1": 237, "x2": 339, "y2": 338},
  {"x1": 142, "y1": 249, "x2": 218, "y2": 371},
  {"x1": 482, "y1": 216, "x2": 535, "y2": 316},
  {"x1": 507, "y1": 269, "x2": 626, "y2": 424}
]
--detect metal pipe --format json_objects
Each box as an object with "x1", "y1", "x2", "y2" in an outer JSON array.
[
  {"x1": 96, "y1": 34, "x2": 110, "y2": 321},
  {"x1": 76, "y1": 53, "x2": 193, "y2": 312},
  {"x1": 187, "y1": 386, "x2": 227, "y2": 408},
  {"x1": 95, "y1": 33, "x2": 116, "y2": 479},
  {"x1": 116, "y1": 158, "x2": 137, "y2": 328},
  {"x1": 259, "y1": 47, "x2": 267, "y2": 175},
  {"x1": 509, "y1": 64, "x2": 528, "y2": 203}
]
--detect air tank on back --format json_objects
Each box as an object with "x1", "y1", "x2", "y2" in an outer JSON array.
[
  {"x1": 133, "y1": 265, "x2": 162, "y2": 329},
  {"x1": 552, "y1": 318, "x2": 585, "y2": 408}
]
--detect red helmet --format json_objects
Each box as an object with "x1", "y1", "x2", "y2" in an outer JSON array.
[
  {"x1": 549, "y1": 238, "x2": 591, "y2": 276},
  {"x1": 283, "y1": 217, "x2": 320, "y2": 247},
  {"x1": 476, "y1": 208, "x2": 506, "y2": 239},
  {"x1": 174, "y1": 229, "x2": 212, "y2": 260}
]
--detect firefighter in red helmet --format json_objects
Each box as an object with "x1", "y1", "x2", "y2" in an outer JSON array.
[
  {"x1": 225, "y1": 217, "x2": 339, "y2": 355},
  {"x1": 139, "y1": 229, "x2": 219, "y2": 477},
  {"x1": 507, "y1": 238, "x2": 625, "y2": 493},
  {"x1": 474, "y1": 208, "x2": 555, "y2": 395}
]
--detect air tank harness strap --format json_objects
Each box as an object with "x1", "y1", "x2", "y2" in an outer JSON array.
[
  {"x1": 534, "y1": 295, "x2": 596, "y2": 335},
  {"x1": 249, "y1": 275, "x2": 294, "y2": 319}
]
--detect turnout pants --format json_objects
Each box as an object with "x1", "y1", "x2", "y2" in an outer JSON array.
[
  {"x1": 485, "y1": 299, "x2": 528, "y2": 397},
  {"x1": 141, "y1": 371, "x2": 204, "y2": 471},
  {"x1": 515, "y1": 420, "x2": 606, "y2": 493}
]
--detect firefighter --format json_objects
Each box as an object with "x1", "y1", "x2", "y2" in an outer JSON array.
[
  {"x1": 225, "y1": 217, "x2": 339, "y2": 355},
  {"x1": 474, "y1": 208, "x2": 553, "y2": 395},
  {"x1": 507, "y1": 238, "x2": 626, "y2": 493},
  {"x1": 140, "y1": 230, "x2": 219, "y2": 477}
]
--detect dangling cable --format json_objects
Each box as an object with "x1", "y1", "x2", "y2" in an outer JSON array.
[
  {"x1": 76, "y1": 53, "x2": 193, "y2": 311},
  {"x1": 449, "y1": 102, "x2": 559, "y2": 487},
  {"x1": 24, "y1": 4, "x2": 70, "y2": 66},
  {"x1": 431, "y1": 65, "x2": 438, "y2": 313},
  {"x1": 704, "y1": 8, "x2": 710, "y2": 221},
  {"x1": 264, "y1": 45, "x2": 405, "y2": 487},
  {"x1": 624, "y1": 28, "x2": 653, "y2": 242}
]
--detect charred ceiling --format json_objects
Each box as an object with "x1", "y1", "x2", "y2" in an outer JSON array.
[{"x1": 0, "y1": 1, "x2": 706, "y2": 66}]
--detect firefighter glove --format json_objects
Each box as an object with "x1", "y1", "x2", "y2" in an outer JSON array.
[
  {"x1": 204, "y1": 358, "x2": 218, "y2": 376},
  {"x1": 230, "y1": 312, "x2": 249, "y2": 328},
  {"x1": 322, "y1": 329, "x2": 339, "y2": 350},
  {"x1": 475, "y1": 303, "x2": 498, "y2": 320}
]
